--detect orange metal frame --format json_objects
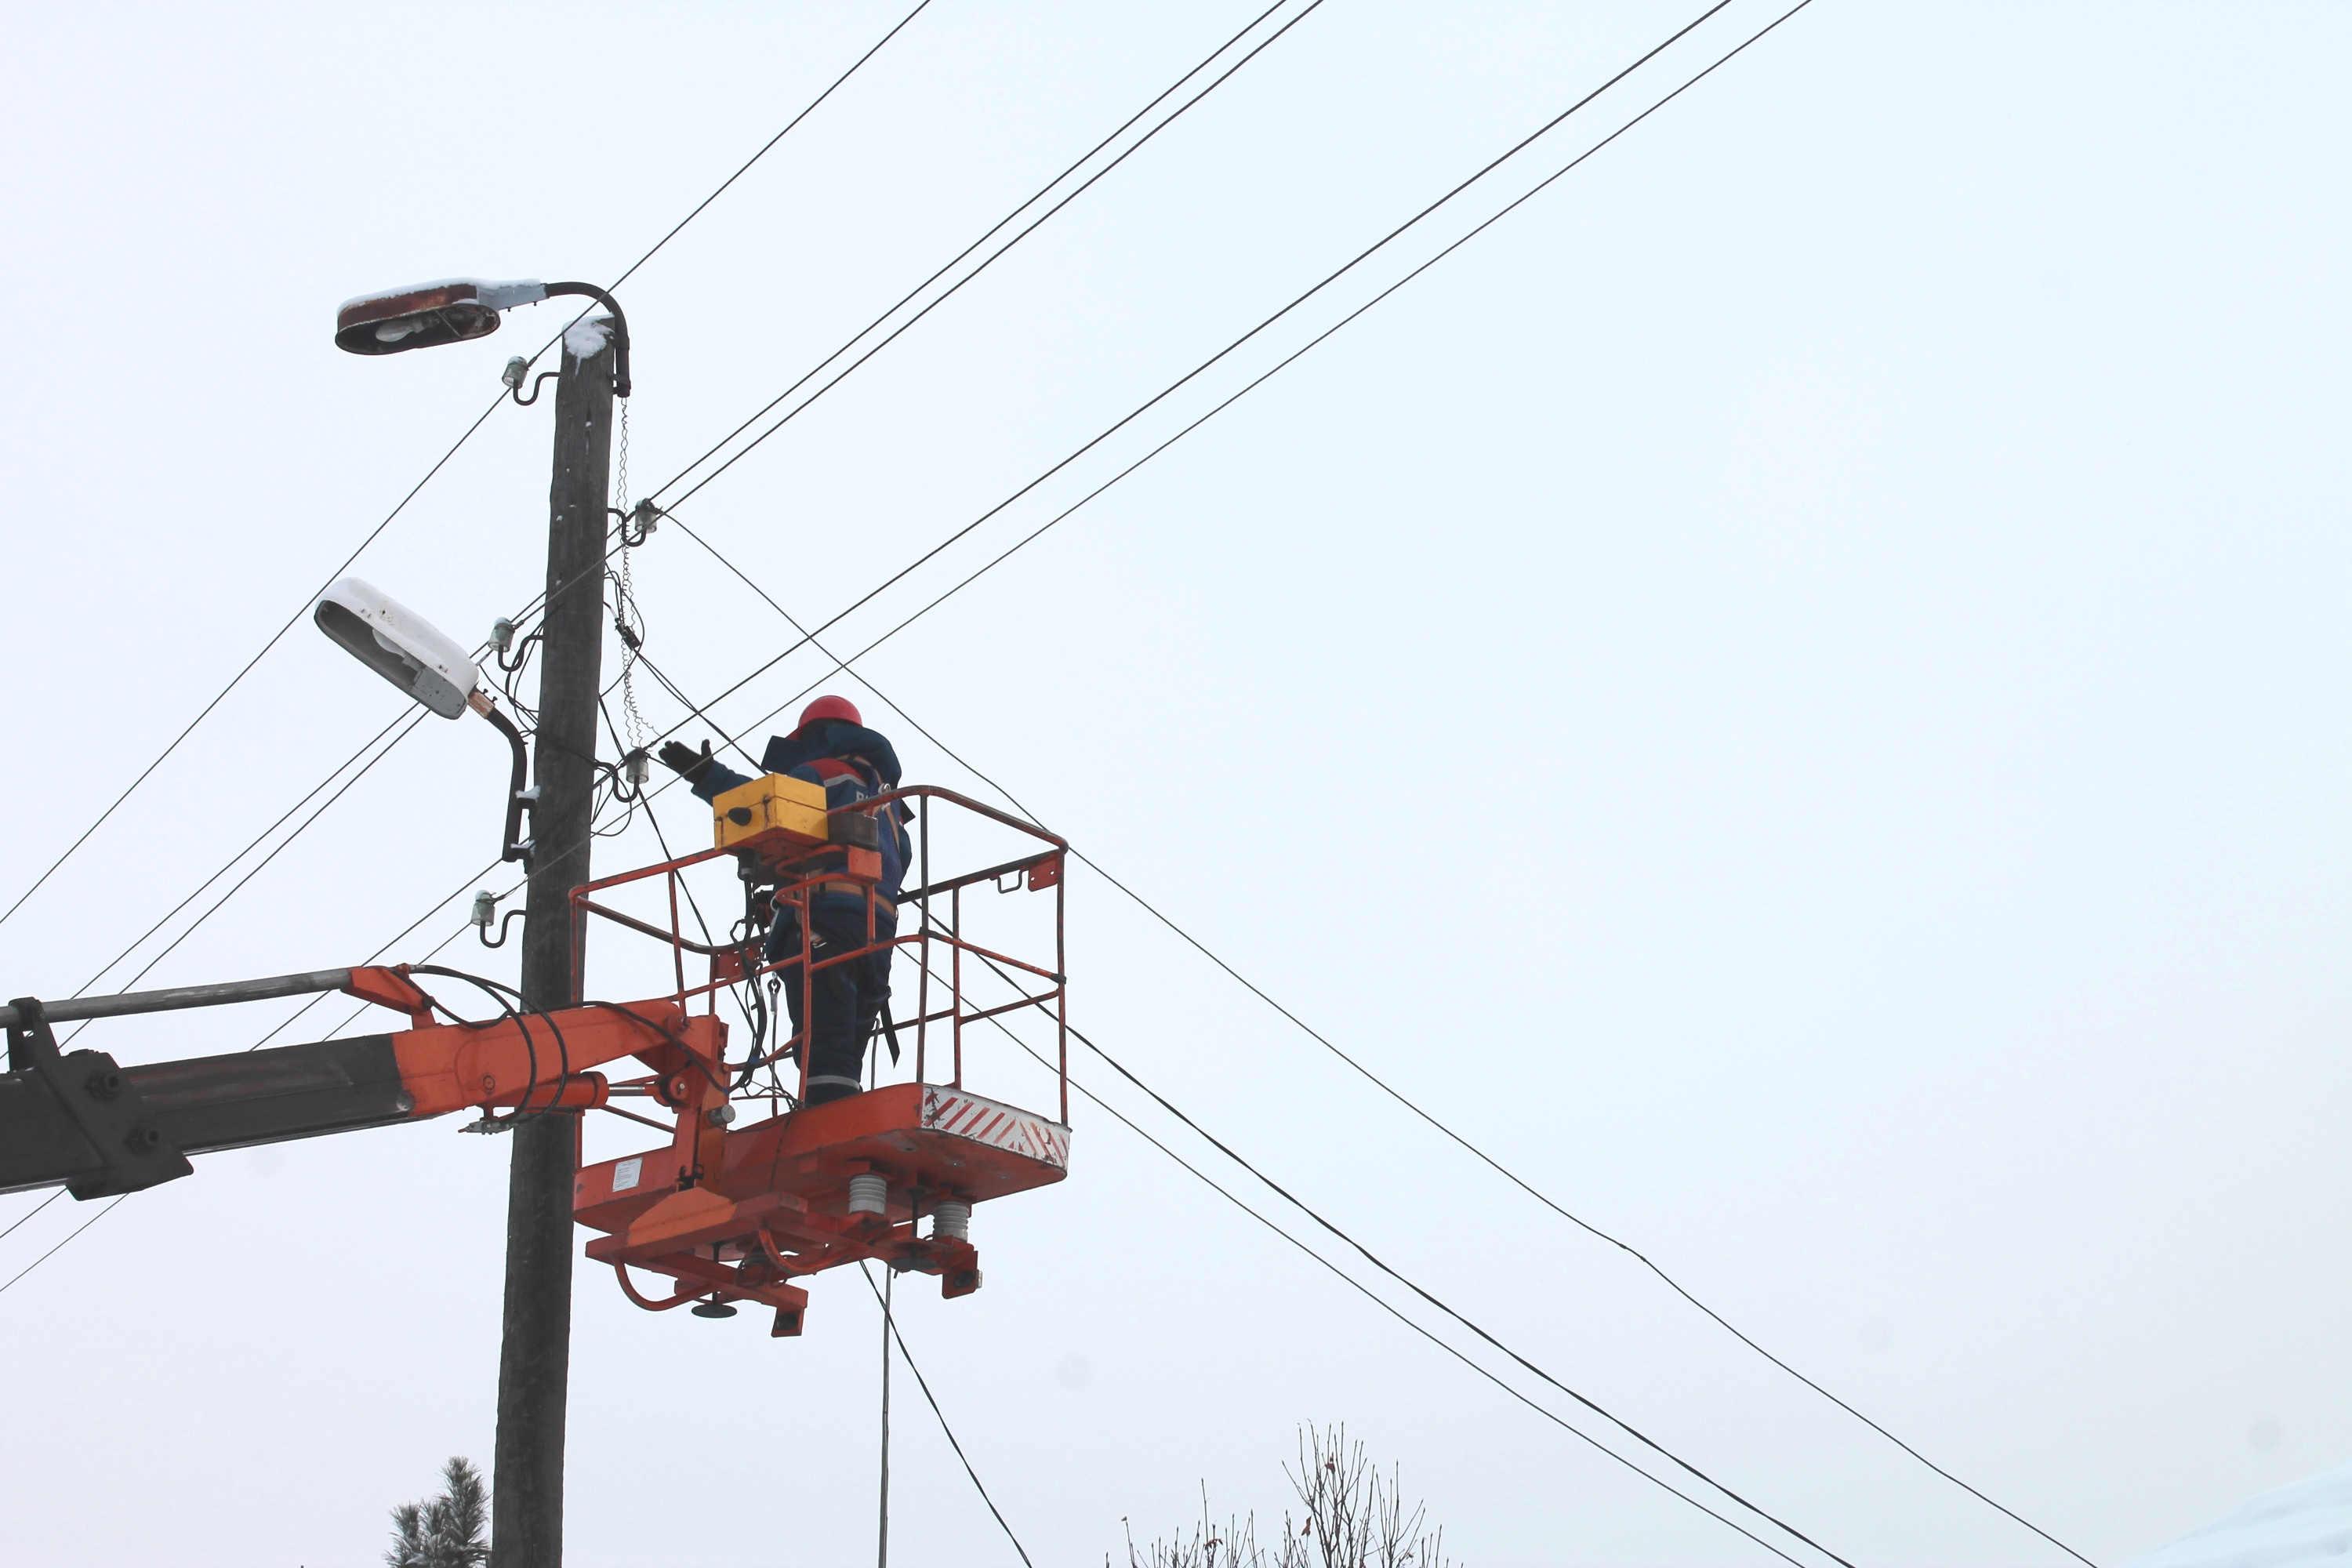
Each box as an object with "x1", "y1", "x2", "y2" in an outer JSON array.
[{"x1": 554, "y1": 785, "x2": 1072, "y2": 1336}]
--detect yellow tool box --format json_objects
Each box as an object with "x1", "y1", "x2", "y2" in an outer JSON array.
[
  {"x1": 712, "y1": 772, "x2": 830, "y2": 856},
  {"x1": 713, "y1": 771, "x2": 886, "y2": 884}
]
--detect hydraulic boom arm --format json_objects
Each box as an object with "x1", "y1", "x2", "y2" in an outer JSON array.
[{"x1": 0, "y1": 966, "x2": 703, "y2": 1200}]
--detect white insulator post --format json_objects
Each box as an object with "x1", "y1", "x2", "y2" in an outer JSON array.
[
  {"x1": 848, "y1": 1171, "x2": 888, "y2": 1216},
  {"x1": 930, "y1": 1200, "x2": 971, "y2": 1243}
]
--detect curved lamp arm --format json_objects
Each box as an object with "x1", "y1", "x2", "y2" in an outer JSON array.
[
  {"x1": 542, "y1": 281, "x2": 632, "y2": 398},
  {"x1": 468, "y1": 691, "x2": 535, "y2": 868}
]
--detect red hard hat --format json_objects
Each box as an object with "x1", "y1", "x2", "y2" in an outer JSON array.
[{"x1": 798, "y1": 695, "x2": 862, "y2": 730}]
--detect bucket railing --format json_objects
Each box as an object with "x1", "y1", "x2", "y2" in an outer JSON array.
[{"x1": 568, "y1": 785, "x2": 1068, "y2": 1125}]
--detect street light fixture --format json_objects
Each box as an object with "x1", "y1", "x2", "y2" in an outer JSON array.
[
  {"x1": 334, "y1": 277, "x2": 631, "y2": 397},
  {"x1": 313, "y1": 578, "x2": 534, "y2": 867}
]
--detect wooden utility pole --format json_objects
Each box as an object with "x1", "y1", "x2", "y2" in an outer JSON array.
[{"x1": 491, "y1": 322, "x2": 615, "y2": 1568}]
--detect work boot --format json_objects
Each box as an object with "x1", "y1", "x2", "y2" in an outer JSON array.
[{"x1": 804, "y1": 1076, "x2": 862, "y2": 1106}]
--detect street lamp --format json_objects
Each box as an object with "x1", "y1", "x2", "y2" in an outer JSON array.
[
  {"x1": 313, "y1": 577, "x2": 533, "y2": 867},
  {"x1": 335, "y1": 277, "x2": 631, "y2": 397}
]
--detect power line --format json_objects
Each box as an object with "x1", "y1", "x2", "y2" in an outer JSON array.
[
  {"x1": 658, "y1": 0, "x2": 1714, "y2": 530},
  {"x1": 856, "y1": 1262, "x2": 1035, "y2": 1567},
  {"x1": 34, "y1": 0, "x2": 1276, "y2": 1007},
  {"x1": 1065, "y1": 887, "x2": 2093, "y2": 1563},
  {"x1": 5, "y1": 812, "x2": 592, "y2": 1289},
  {"x1": 607, "y1": 0, "x2": 938, "y2": 300},
  {"x1": 8, "y1": 9, "x2": 1890, "y2": 1554},
  {"x1": 272, "y1": 901, "x2": 503, "y2": 1051},
  {"x1": 60, "y1": 706, "x2": 420, "y2": 1003},
  {"x1": 2, "y1": 896, "x2": 494, "y2": 1294},
  {"x1": 674, "y1": 583, "x2": 2085, "y2": 1560},
  {"x1": 0, "y1": 394, "x2": 507, "y2": 941},
  {"x1": 0, "y1": 0, "x2": 932, "y2": 942},
  {"x1": 633, "y1": 6, "x2": 2092, "y2": 1557},
  {"x1": 904, "y1": 940, "x2": 1815, "y2": 1566},
  {"x1": 1063, "y1": 1018, "x2": 1855, "y2": 1566},
  {"x1": 67, "y1": 602, "x2": 637, "y2": 1036},
  {"x1": 0, "y1": 1194, "x2": 125, "y2": 1298},
  {"x1": 0, "y1": 1191, "x2": 62, "y2": 1244},
  {"x1": 24, "y1": 0, "x2": 1317, "y2": 1005},
  {"x1": 630, "y1": 0, "x2": 1748, "y2": 740},
  {"x1": 866, "y1": 676, "x2": 2090, "y2": 1560},
  {"x1": 56, "y1": 707, "x2": 433, "y2": 1047},
  {"x1": 895, "y1": 924, "x2": 1845, "y2": 1555},
  {"x1": 646, "y1": 0, "x2": 1327, "y2": 510},
  {"x1": 9, "y1": 768, "x2": 603, "y2": 1292},
  {"x1": 1069, "y1": 1076, "x2": 1808, "y2": 1564},
  {"x1": 876, "y1": 1260, "x2": 892, "y2": 1568}
]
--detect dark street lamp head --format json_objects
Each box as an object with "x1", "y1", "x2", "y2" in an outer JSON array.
[
  {"x1": 334, "y1": 275, "x2": 630, "y2": 397},
  {"x1": 335, "y1": 278, "x2": 548, "y2": 356}
]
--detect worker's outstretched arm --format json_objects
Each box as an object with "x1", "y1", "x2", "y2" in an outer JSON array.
[{"x1": 658, "y1": 739, "x2": 753, "y2": 803}]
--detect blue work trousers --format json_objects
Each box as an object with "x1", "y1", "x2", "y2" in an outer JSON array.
[{"x1": 767, "y1": 904, "x2": 896, "y2": 1104}]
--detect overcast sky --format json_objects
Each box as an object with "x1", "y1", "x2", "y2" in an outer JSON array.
[{"x1": 2, "y1": 3, "x2": 2348, "y2": 1565}]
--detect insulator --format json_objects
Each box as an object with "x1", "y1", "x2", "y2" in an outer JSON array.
[
  {"x1": 930, "y1": 1200, "x2": 971, "y2": 1243},
  {"x1": 489, "y1": 616, "x2": 516, "y2": 654},
  {"x1": 501, "y1": 357, "x2": 528, "y2": 391},
  {"x1": 470, "y1": 890, "x2": 495, "y2": 928},
  {"x1": 623, "y1": 748, "x2": 650, "y2": 789},
  {"x1": 847, "y1": 1172, "x2": 887, "y2": 1216}
]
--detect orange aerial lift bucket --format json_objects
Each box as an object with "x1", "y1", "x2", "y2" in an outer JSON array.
[
  {"x1": 564, "y1": 782, "x2": 1071, "y2": 1334},
  {"x1": 0, "y1": 783, "x2": 1071, "y2": 1342}
]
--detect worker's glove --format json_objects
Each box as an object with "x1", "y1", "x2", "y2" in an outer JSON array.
[{"x1": 658, "y1": 739, "x2": 715, "y2": 782}]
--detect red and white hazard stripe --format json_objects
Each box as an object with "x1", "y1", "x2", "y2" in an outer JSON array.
[{"x1": 923, "y1": 1087, "x2": 1071, "y2": 1168}]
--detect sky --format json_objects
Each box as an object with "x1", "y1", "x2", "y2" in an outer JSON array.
[{"x1": 2, "y1": 2, "x2": 2348, "y2": 1564}]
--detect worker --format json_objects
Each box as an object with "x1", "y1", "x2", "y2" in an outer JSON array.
[{"x1": 658, "y1": 696, "x2": 910, "y2": 1105}]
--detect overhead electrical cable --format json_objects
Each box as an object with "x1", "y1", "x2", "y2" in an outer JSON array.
[
  {"x1": 656, "y1": 20, "x2": 2097, "y2": 1558},
  {"x1": 630, "y1": 0, "x2": 1750, "y2": 735},
  {"x1": 1079, "y1": 878, "x2": 2091, "y2": 1564},
  {"x1": 615, "y1": 5, "x2": 2092, "y2": 1556},
  {"x1": 57, "y1": 706, "x2": 434, "y2": 1047},
  {"x1": 45, "y1": 0, "x2": 1287, "y2": 997},
  {"x1": 855, "y1": 1263, "x2": 1036, "y2": 1567},
  {"x1": 645, "y1": 0, "x2": 1326, "y2": 507},
  {"x1": 78, "y1": 621, "x2": 633, "y2": 1029},
  {"x1": 898, "y1": 943, "x2": 1815, "y2": 1566},
  {"x1": 604, "y1": 0, "x2": 938, "y2": 299},
  {"x1": 60, "y1": 707, "x2": 420, "y2": 1003},
  {"x1": 6, "y1": 891, "x2": 502, "y2": 1295},
  {"x1": 9, "y1": 20, "x2": 1900, "y2": 1560},
  {"x1": 293, "y1": 898, "x2": 511, "y2": 1051},
  {"x1": 1059, "y1": 1076, "x2": 1810, "y2": 1565},
  {"x1": 891, "y1": 927, "x2": 1846, "y2": 1555},
  {"x1": 1061, "y1": 1019, "x2": 1855, "y2": 1564},
  {"x1": 0, "y1": 1191, "x2": 62, "y2": 1244},
  {"x1": 815, "y1": 678, "x2": 2093, "y2": 1566},
  {"x1": 434, "y1": 0, "x2": 1837, "y2": 924},
  {"x1": 0, "y1": 395, "x2": 506, "y2": 942},
  {"x1": 11, "y1": 655, "x2": 654, "y2": 1284},
  {"x1": 27, "y1": 0, "x2": 1316, "y2": 996},
  {"x1": 0, "y1": 1195, "x2": 126, "y2": 1298},
  {"x1": 0, "y1": 0, "x2": 931, "y2": 940}
]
